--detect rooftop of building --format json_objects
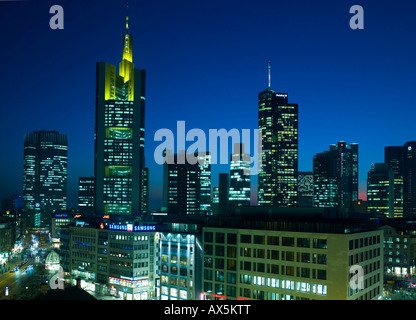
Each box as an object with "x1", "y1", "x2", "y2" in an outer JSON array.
[
  {"x1": 202, "y1": 206, "x2": 382, "y2": 235},
  {"x1": 61, "y1": 206, "x2": 402, "y2": 235},
  {"x1": 34, "y1": 284, "x2": 97, "y2": 301}
]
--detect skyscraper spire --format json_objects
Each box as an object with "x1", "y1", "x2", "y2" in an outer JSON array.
[
  {"x1": 119, "y1": 0, "x2": 134, "y2": 89},
  {"x1": 121, "y1": 0, "x2": 133, "y2": 64},
  {"x1": 268, "y1": 60, "x2": 271, "y2": 88},
  {"x1": 126, "y1": 1, "x2": 129, "y2": 33}
]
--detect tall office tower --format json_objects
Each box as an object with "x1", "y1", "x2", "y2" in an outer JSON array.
[
  {"x1": 258, "y1": 62, "x2": 298, "y2": 207},
  {"x1": 163, "y1": 153, "x2": 200, "y2": 216},
  {"x1": 22, "y1": 130, "x2": 68, "y2": 214},
  {"x1": 78, "y1": 177, "x2": 95, "y2": 216},
  {"x1": 229, "y1": 143, "x2": 251, "y2": 207},
  {"x1": 141, "y1": 167, "x2": 149, "y2": 215},
  {"x1": 298, "y1": 171, "x2": 314, "y2": 207},
  {"x1": 403, "y1": 141, "x2": 416, "y2": 217},
  {"x1": 385, "y1": 142, "x2": 416, "y2": 217},
  {"x1": 94, "y1": 7, "x2": 146, "y2": 218},
  {"x1": 313, "y1": 151, "x2": 339, "y2": 208},
  {"x1": 198, "y1": 152, "x2": 212, "y2": 215},
  {"x1": 313, "y1": 142, "x2": 358, "y2": 210},
  {"x1": 367, "y1": 163, "x2": 393, "y2": 217},
  {"x1": 385, "y1": 146, "x2": 405, "y2": 218}
]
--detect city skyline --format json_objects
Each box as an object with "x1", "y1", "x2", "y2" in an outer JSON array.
[{"x1": 1, "y1": 0, "x2": 416, "y2": 211}]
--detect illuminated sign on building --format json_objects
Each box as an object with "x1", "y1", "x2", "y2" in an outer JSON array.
[
  {"x1": 75, "y1": 221, "x2": 89, "y2": 227},
  {"x1": 108, "y1": 224, "x2": 156, "y2": 232},
  {"x1": 109, "y1": 277, "x2": 149, "y2": 288}
]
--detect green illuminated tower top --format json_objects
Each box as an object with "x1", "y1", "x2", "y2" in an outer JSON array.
[
  {"x1": 95, "y1": 2, "x2": 146, "y2": 218},
  {"x1": 119, "y1": 1, "x2": 134, "y2": 96}
]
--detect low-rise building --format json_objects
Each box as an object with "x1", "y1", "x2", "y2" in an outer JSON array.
[
  {"x1": 64, "y1": 219, "x2": 160, "y2": 300},
  {"x1": 379, "y1": 220, "x2": 416, "y2": 277},
  {"x1": 0, "y1": 218, "x2": 13, "y2": 272},
  {"x1": 158, "y1": 222, "x2": 203, "y2": 300},
  {"x1": 201, "y1": 211, "x2": 384, "y2": 300}
]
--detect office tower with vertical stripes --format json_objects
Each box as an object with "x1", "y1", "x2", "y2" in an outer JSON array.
[{"x1": 94, "y1": 5, "x2": 146, "y2": 218}]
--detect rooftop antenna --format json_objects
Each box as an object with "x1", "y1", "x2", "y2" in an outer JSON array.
[{"x1": 126, "y1": 1, "x2": 129, "y2": 33}]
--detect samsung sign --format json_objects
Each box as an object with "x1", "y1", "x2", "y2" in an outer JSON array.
[{"x1": 108, "y1": 224, "x2": 156, "y2": 232}]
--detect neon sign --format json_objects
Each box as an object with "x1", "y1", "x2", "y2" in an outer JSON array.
[{"x1": 108, "y1": 224, "x2": 156, "y2": 232}]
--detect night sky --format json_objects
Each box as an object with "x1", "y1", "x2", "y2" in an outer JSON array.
[{"x1": 1, "y1": 0, "x2": 415, "y2": 210}]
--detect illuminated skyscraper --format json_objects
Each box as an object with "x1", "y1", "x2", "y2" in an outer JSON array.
[
  {"x1": 403, "y1": 141, "x2": 416, "y2": 217},
  {"x1": 258, "y1": 62, "x2": 298, "y2": 207},
  {"x1": 78, "y1": 177, "x2": 95, "y2": 216},
  {"x1": 22, "y1": 130, "x2": 68, "y2": 214},
  {"x1": 313, "y1": 142, "x2": 358, "y2": 210},
  {"x1": 367, "y1": 163, "x2": 392, "y2": 217},
  {"x1": 384, "y1": 141, "x2": 416, "y2": 218},
  {"x1": 384, "y1": 146, "x2": 405, "y2": 218},
  {"x1": 163, "y1": 153, "x2": 201, "y2": 216},
  {"x1": 198, "y1": 152, "x2": 212, "y2": 215},
  {"x1": 229, "y1": 143, "x2": 251, "y2": 207},
  {"x1": 94, "y1": 6, "x2": 146, "y2": 217},
  {"x1": 141, "y1": 167, "x2": 149, "y2": 215}
]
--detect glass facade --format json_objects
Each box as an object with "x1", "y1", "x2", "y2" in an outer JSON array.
[
  {"x1": 258, "y1": 89, "x2": 298, "y2": 207},
  {"x1": 95, "y1": 25, "x2": 146, "y2": 217},
  {"x1": 367, "y1": 163, "x2": 392, "y2": 217},
  {"x1": 404, "y1": 142, "x2": 416, "y2": 217},
  {"x1": 229, "y1": 143, "x2": 251, "y2": 207},
  {"x1": 385, "y1": 146, "x2": 405, "y2": 218},
  {"x1": 198, "y1": 153, "x2": 212, "y2": 215},
  {"x1": 22, "y1": 130, "x2": 68, "y2": 215},
  {"x1": 163, "y1": 153, "x2": 201, "y2": 216},
  {"x1": 313, "y1": 142, "x2": 358, "y2": 209},
  {"x1": 78, "y1": 177, "x2": 95, "y2": 216}
]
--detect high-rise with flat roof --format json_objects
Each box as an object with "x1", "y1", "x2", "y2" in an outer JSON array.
[
  {"x1": 313, "y1": 142, "x2": 358, "y2": 210},
  {"x1": 367, "y1": 163, "x2": 393, "y2": 217},
  {"x1": 163, "y1": 153, "x2": 201, "y2": 216},
  {"x1": 384, "y1": 141, "x2": 416, "y2": 218},
  {"x1": 198, "y1": 152, "x2": 212, "y2": 216},
  {"x1": 22, "y1": 130, "x2": 68, "y2": 214},
  {"x1": 229, "y1": 143, "x2": 251, "y2": 208},
  {"x1": 78, "y1": 177, "x2": 95, "y2": 217},
  {"x1": 403, "y1": 141, "x2": 416, "y2": 217}
]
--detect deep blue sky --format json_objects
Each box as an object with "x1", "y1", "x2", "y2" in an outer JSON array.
[{"x1": 1, "y1": 0, "x2": 415, "y2": 210}]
